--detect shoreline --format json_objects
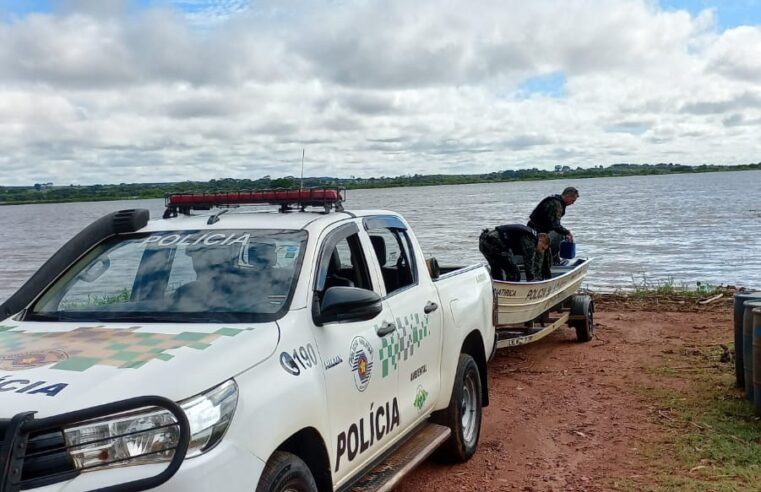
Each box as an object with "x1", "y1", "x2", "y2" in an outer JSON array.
[{"x1": 2, "y1": 165, "x2": 759, "y2": 207}]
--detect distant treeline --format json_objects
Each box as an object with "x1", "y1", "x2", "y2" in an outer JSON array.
[{"x1": 2, "y1": 162, "x2": 760, "y2": 205}]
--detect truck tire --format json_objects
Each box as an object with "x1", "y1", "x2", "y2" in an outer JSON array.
[
  {"x1": 433, "y1": 353, "x2": 482, "y2": 463},
  {"x1": 570, "y1": 294, "x2": 594, "y2": 343},
  {"x1": 256, "y1": 451, "x2": 318, "y2": 492}
]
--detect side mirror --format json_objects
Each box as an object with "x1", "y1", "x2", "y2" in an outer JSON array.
[{"x1": 317, "y1": 287, "x2": 382, "y2": 324}]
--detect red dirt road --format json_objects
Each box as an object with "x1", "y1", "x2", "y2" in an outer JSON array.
[{"x1": 396, "y1": 303, "x2": 733, "y2": 491}]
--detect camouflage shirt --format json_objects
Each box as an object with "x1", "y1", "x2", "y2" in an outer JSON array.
[
  {"x1": 520, "y1": 236, "x2": 552, "y2": 281},
  {"x1": 528, "y1": 195, "x2": 570, "y2": 236},
  {"x1": 492, "y1": 225, "x2": 552, "y2": 281}
]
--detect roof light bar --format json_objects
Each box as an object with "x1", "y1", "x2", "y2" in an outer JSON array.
[{"x1": 163, "y1": 188, "x2": 345, "y2": 217}]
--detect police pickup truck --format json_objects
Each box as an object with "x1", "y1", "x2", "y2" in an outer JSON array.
[{"x1": 0, "y1": 189, "x2": 494, "y2": 492}]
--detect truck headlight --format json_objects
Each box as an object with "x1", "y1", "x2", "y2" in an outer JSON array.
[{"x1": 63, "y1": 380, "x2": 238, "y2": 470}]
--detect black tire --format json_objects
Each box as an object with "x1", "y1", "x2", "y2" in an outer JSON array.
[
  {"x1": 256, "y1": 451, "x2": 318, "y2": 492},
  {"x1": 570, "y1": 294, "x2": 594, "y2": 343},
  {"x1": 433, "y1": 354, "x2": 482, "y2": 462}
]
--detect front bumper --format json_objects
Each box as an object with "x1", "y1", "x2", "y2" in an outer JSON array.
[{"x1": 32, "y1": 440, "x2": 264, "y2": 492}]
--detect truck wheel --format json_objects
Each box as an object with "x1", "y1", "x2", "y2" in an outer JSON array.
[
  {"x1": 433, "y1": 354, "x2": 482, "y2": 462},
  {"x1": 256, "y1": 451, "x2": 317, "y2": 492},
  {"x1": 570, "y1": 294, "x2": 594, "y2": 343}
]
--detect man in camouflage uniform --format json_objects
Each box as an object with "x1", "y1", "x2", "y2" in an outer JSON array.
[
  {"x1": 527, "y1": 186, "x2": 579, "y2": 257},
  {"x1": 478, "y1": 225, "x2": 551, "y2": 281}
]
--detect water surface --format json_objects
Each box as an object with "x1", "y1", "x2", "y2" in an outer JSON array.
[{"x1": 1, "y1": 170, "x2": 759, "y2": 302}]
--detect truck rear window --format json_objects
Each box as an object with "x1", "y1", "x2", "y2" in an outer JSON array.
[{"x1": 28, "y1": 229, "x2": 307, "y2": 323}]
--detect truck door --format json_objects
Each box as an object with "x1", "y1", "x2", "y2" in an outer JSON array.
[
  {"x1": 364, "y1": 217, "x2": 444, "y2": 426},
  {"x1": 310, "y1": 222, "x2": 402, "y2": 485}
]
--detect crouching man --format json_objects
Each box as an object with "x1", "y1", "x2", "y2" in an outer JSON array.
[{"x1": 478, "y1": 224, "x2": 551, "y2": 282}]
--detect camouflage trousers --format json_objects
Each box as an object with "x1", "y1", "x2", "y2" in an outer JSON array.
[{"x1": 478, "y1": 229, "x2": 520, "y2": 281}]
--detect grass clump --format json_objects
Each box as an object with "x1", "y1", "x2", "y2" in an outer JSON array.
[
  {"x1": 637, "y1": 344, "x2": 761, "y2": 491},
  {"x1": 629, "y1": 276, "x2": 724, "y2": 300},
  {"x1": 594, "y1": 278, "x2": 734, "y2": 312}
]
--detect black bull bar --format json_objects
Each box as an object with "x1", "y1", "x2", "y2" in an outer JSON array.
[{"x1": 0, "y1": 396, "x2": 190, "y2": 492}]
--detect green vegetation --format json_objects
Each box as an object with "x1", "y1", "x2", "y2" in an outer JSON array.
[
  {"x1": 59, "y1": 288, "x2": 131, "y2": 310},
  {"x1": 628, "y1": 276, "x2": 725, "y2": 299},
  {"x1": 595, "y1": 286, "x2": 753, "y2": 490},
  {"x1": 2, "y1": 162, "x2": 761, "y2": 206},
  {"x1": 91, "y1": 288, "x2": 131, "y2": 306},
  {"x1": 631, "y1": 344, "x2": 761, "y2": 491}
]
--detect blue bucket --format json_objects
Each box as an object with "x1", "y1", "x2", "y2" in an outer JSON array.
[{"x1": 559, "y1": 240, "x2": 576, "y2": 259}]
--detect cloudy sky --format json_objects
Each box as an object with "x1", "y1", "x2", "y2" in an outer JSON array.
[{"x1": 0, "y1": 0, "x2": 759, "y2": 185}]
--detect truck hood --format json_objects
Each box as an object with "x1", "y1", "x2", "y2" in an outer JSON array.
[{"x1": 0, "y1": 320, "x2": 279, "y2": 417}]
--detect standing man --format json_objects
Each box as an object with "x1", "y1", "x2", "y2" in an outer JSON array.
[
  {"x1": 527, "y1": 187, "x2": 579, "y2": 254},
  {"x1": 479, "y1": 225, "x2": 551, "y2": 281}
]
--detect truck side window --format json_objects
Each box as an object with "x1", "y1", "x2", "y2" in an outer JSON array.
[
  {"x1": 317, "y1": 233, "x2": 373, "y2": 293},
  {"x1": 366, "y1": 227, "x2": 417, "y2": 295}
]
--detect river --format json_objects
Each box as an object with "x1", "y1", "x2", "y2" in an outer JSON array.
[{"x1": 1, "y1": 170, "x2": 759, "y2": 302}]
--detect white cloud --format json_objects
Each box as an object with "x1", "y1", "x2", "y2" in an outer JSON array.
[
  {"x1": 0, "y1": 0, "x2": 759, "y2": 186},
  {"x1": 705, "y1": 25, "x2": 761, "y2": 82}
]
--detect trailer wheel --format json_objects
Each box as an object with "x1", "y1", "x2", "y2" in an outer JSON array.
[
  {"x1": 570, "y1": 294, "x2": 594, "y2": 343},
  {"x1": 433, "y1": 354, "x2": 482, "y2": 463},
  {"x1": 256, "y1": 451, "x2": 318, "y2": 492}
]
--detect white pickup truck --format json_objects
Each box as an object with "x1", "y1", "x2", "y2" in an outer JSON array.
[{"x1": 0, "y1": 190, "x2": 494, "y2": 492}]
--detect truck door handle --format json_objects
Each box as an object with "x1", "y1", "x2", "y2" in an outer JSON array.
[
  {"x1": 376, "y1": 321, "x2": 396, "y2": 337},
  {"x1": 424, "y1": 301, "x2": 439, "y2": 314}
]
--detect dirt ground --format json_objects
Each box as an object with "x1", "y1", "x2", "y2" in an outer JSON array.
[{"x1": 395, "y1": 296, "x2": 734, "y2": 492}]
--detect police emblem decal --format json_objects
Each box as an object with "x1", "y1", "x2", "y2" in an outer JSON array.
[
  {"x1": 0, "y1": 350, "x2": 69, "y2": 371},
  {"x1": 349, "y1": 336, "x2": 374, "y2": 392}
]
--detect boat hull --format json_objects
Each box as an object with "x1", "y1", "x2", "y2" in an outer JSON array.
[{"x1": 493, "y1": 259, "x2": 592, "y2": 326}]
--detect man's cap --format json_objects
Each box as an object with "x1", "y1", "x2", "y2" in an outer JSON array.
[{"x1": 562, "y1": 186, "x2": 579, "y2": 197}]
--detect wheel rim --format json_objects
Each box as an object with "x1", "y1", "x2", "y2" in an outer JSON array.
[
  {"x1": 587, "y1": 302, "x2": 595, "y2": 335},
  {"x1": 460, "y1": 369, "x2": 479, "y2": 446}
]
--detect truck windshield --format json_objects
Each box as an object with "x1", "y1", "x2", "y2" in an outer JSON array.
[{"x1": 27, "y1": 229, "x2": 308, "y2": 323}]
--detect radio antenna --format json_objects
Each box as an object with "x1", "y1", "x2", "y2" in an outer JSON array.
[{"x1": 300, "y1": 148, "x2": 305, "y2": 191}]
